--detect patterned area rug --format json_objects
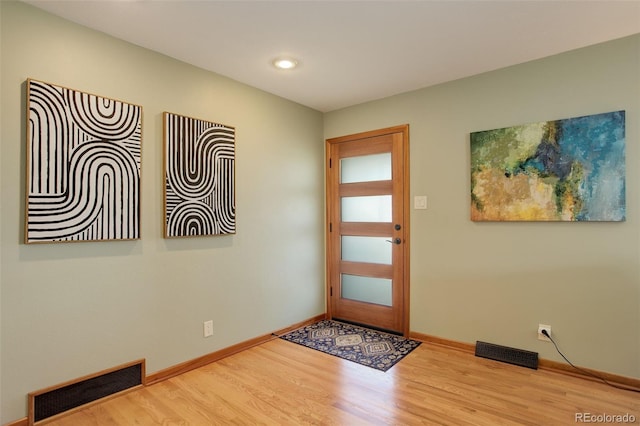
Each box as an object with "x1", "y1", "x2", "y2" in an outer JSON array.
[{"x1": 280, "y1": 320, "x2": 421, "y2": 372}]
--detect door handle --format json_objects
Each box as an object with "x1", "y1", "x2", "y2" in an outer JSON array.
[{"x1": 386, "y1": 238, "x2": 402, "y2": 245}]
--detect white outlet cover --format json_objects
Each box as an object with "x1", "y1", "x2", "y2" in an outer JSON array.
[
  {"x1": 204, "y1": 320, "x2": 214, "y2": 337},
  {"x1": 537, "y1": 324, "x2": 551, "y2": 341}
]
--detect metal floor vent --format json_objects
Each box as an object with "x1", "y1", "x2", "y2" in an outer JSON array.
[
  {"x1": 29, "y1": 359, "x2": 144, "y2": 424},
  {"x1": 475, "y1": 341, "x2": 538, "y2": 370}
]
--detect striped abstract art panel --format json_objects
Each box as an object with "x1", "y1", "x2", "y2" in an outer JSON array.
[
  {"x1": 26, "y1": 79, "x2": 142, "y2": 243},
  {"x1": 163, "y1": 112, "x2": 235, "y2": 238}
]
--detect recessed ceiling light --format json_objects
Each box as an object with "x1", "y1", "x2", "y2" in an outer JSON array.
[{"x1": 272, "y1": 57, "x2": 299, "y2": 70}]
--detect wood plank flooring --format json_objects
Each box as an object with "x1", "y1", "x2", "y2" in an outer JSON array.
[{"x1": 47, "y1": 339, "x2": 639, "y2": 425}]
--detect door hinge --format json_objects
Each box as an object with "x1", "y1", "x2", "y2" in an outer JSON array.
[
  {"x1": 329, "y1": 223, "x2": 332, "y2": 232},
  {"x1": 330, "y1": 287, "x2": 333, "y2": 297},
  {"x1": 329, "y1": 158, "x2": 332, "y2": 168}
]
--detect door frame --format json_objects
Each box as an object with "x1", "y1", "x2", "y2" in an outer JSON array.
[{"x1": 325, "y1": 124, "x2": 410, "y2": 336}]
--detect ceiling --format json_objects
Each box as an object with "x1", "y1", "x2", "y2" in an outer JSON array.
[{"x1": 24, "y1": 0, "x2": 640, "y2": 112}]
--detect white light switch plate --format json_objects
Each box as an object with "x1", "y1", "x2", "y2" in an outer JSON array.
[{"x1": 414, "y1": 195, "x2": 427, "y2": 209}]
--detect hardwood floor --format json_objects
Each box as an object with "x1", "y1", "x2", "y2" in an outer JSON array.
[{"x1": 47, "y1": 339, "x2": 639, "y2": 425}]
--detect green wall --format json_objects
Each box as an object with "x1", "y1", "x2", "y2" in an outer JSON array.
[
  {"x1": 325, "y1": 34, "x2": 640, "y2": 381},
  {"x1": 2, "y1": 1, "x2": 639, "y2": 423},
  {"x1": 0, "y1": 2, "x2": 324, "y2": 422}
]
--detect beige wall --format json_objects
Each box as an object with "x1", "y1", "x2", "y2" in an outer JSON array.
[
  {"x1": 0, "y1": 2, "x2": 325, "y2": 422},
  {"x1": 325, "y1": 35, "x2": 639, "y2": 380}
]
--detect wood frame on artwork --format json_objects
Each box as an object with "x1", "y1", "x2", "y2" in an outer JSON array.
[
  {"x1": 163, "y1": 112, "x2": 236, "y2": 238},
  {"x1": 25, "y1": 79, "x2": 142, "y2": 243}
]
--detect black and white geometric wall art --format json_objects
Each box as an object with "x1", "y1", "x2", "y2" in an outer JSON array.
[
  {"x1": 163, "y1": 112, "x2": 236, "y2": 238},
  {"x1": 26, "y1": 79, "x2": 142, "y2": 243}
]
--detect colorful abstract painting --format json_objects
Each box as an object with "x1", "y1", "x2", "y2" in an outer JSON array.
[
  {"x1": 163, "y1": 112, "x2": 235, "y2": 237},
  {"x1": 470, "y1": 111, "x2": 625, "y2": 221},
  {"x1": 26, "y1": 79, "x2": 142, "y2": 243}
]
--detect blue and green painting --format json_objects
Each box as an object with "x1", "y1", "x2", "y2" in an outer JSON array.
[{"x1": 470, "y1": 111, "x2": 625, "y2": 221}]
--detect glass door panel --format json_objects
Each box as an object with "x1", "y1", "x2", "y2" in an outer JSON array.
[
  {"x1": 341, "y1": 274, "x2": 392, "y2": 306},
  {"x1": 341, "y1": 236, "x2": 392, "y2": 264},
  {"x1": 340, "y1": 153, "x2": 391, "y2": 183},
  {"x1": 341, "y1": 195, "x2": 392, "y2": 222}
]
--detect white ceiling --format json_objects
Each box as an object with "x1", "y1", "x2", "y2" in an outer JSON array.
[{"x1": 24, "y1": 0, "x2": 640, "y2": 112}]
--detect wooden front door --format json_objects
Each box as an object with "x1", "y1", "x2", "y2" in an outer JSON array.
[{"x1": 326, "y1": 125, "x2": 409, "y2": 335}]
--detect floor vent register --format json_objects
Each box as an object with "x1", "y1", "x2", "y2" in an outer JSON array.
[{"x1": 475, "y1": 341, "x2": 538, "y2": 370}]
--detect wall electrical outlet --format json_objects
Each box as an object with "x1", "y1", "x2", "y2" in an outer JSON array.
[
  {"x1": 538, "y1": 324, "x2": 551, "y2": 341},
  {"x1": 203, "y1": 320, "x2": 214, "y2": 338}
]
